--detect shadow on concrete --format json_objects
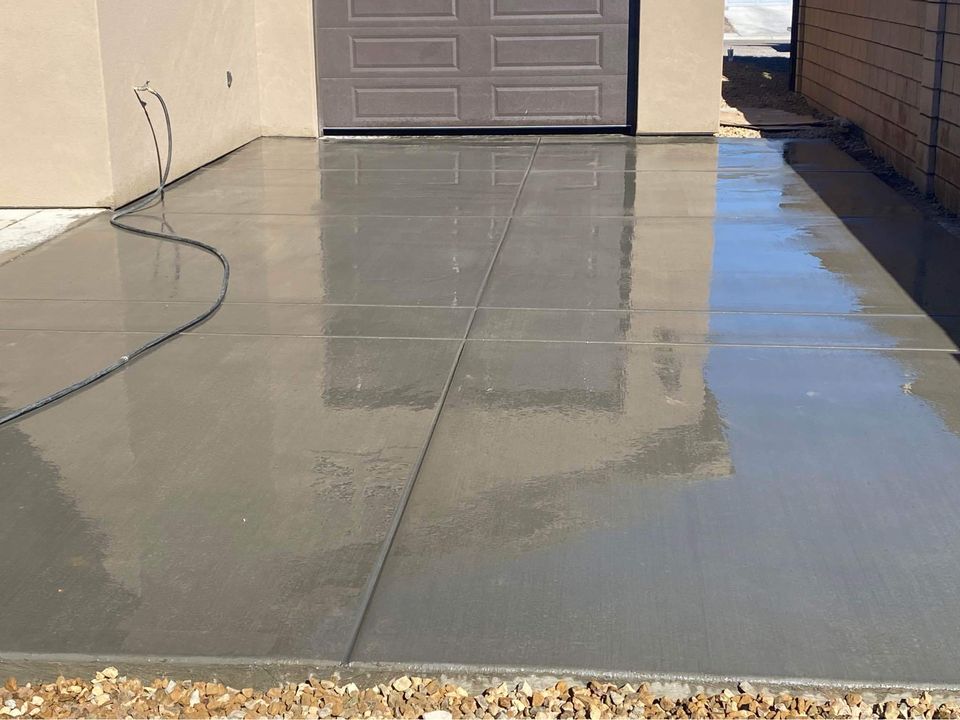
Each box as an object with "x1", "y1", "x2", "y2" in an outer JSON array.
[{"x1": 793, "y1": 160, "x2": 960, "y2": 364}]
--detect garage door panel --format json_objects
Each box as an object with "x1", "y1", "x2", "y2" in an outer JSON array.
[
  {"x1": 491, "y1": 27, "x2": 627, "y2": 73},
  {"x1": 317, "y1": 26, "x2": 627, "y2": 77},
  {"x1": 316, "y1": 0, "x2": 632, "y2": 128},
  {"x1": 343, "y1": 0, "x2": 458, "y2": 24},
  {"x1": 351, "y1": 86, "x2": 462, "y2": 122},
  {"x1": 320, "y1": 0, "x2": 629, "y2": 26},
  {"x1": 320, "y1": 76, "x2": 627, "y2": 127},
  {"x1": 490, "y1": 0, "x2": 629, "y2": 24}
]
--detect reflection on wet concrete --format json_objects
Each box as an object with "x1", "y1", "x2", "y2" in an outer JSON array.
[
  {"x1": 356, "y1": 343, "x2": 960, "y2": 683},
  {"x1": 2, "y1": 138, "x2": 960, "y2": 682},
  {"x1": 0, "y1": 333, "x2": 458, "y2": 658},
  {"x1": 0, "y1": 404, "x2": 139, "y2": 651}
]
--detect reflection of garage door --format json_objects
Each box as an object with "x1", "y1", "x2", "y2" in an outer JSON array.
[{"x1": 315, "y1": 0, "x2": 634, "y2": 130}]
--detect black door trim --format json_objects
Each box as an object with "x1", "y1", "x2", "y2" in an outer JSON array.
[
  {"x1": 315, "y1": 0, "x2": 642, "y2": 137},
  {"x1": 625, "y1": 0, "x2": 640, "y2": 133},
  {"x1": 321, "y1": 125, "x2": 633, "y2": 137}
]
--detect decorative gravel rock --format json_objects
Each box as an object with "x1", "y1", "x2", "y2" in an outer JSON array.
[{"x1": 2, "y1": 669, "x2": 960, "y2": 719}]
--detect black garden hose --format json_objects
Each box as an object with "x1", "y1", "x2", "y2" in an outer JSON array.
[{"x1": 0, "y1": 83, "x2": 230, "y2": 428}]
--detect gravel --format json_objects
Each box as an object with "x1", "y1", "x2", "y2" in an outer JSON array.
[{"x1": 4, "y1": 669, "x2": 960, "y2": 719}]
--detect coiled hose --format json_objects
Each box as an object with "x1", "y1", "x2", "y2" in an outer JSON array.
[{"x1": 0, "y1": 83, "x2": 230, "y2": 428}]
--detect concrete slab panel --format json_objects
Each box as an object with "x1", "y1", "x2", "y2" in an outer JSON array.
[
  {"x1": 531, "y1": 139, "x2": 867, "y2": 173},
  {"x1": 0, "y1": 214, "x2": 506, "y2": 306},
  {"x1": 161, "y1": 168, "x2": 523, "y2": 217},
  {"x1": 481, "y1": 217, "x2": 960, "y2": 315},
  {"x1": 470, "y1": 308, "x2": 960, "y2": 350},
  {"x1": 515, "y1": 170, "x2": 922, "y2": 219},
  {"x1": 0, "y1": 331, "x2": 458, "y2": 659},
  {"x1": 4, "y1": 137, "x2": 960, "y2": 685},
  {"x1": 353, "y1": 340, "x2": 960, "y2": 684},
  {"x1": 0, "y1": 300, "x2": 471, "y2": 339},
  {"x1": 207, "y1": 139, "x2": 538, "y2": 172}
]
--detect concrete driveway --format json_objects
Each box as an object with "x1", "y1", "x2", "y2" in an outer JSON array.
[{"x1": 2, "y1": 136, "x2": 960, "y2": 685}]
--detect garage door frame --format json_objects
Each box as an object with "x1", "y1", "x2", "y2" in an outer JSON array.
[{"x1": 312, "y1": 0, "x2": 641, "y2": 136}]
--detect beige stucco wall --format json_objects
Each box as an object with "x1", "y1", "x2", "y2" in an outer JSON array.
[
  {"x1": 0, "y1": 1, "x2": 114, "y2": 207},
  {"x1": 0, "y1": 0, "x2": 318, "y2": 209},
  {"x1": 635, "y1": 0, "x2": 725, "y2": 134},
  {"x1": 96, "y1": 0, "x2": 264, "y2": 206},
  {"x1": 1, "y1": 1, "x2": 723, "y2": 207},
  {"x1": 256, "y1": 0, "x2": 319, "y2": 137}
]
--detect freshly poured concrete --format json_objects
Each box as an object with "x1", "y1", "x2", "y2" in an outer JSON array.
[{"x1": 2, "y1": 137, "x2": 960, "y2": 683}]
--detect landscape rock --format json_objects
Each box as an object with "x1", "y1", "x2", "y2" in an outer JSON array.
[{"x1": 3, "y1": 669, "x2": 960, "y2": 719}]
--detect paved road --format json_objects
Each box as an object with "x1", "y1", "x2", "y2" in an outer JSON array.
[{"x1": 726, "y1": 0, "x2": 792, "y2": 41}]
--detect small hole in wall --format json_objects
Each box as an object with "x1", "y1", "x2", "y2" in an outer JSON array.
[{"x1": 226, "y1": 71, "x2": 233, "y2": 88}]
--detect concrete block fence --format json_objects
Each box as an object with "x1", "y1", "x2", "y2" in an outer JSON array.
[{"x1": 795, "y1": 0, "x2": 960, "y2": 211}]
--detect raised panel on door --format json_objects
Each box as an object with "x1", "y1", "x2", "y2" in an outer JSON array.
[
  {"x1": 317, "y1": 25, "x2": 628, "y2": 77},
  {"x1": 315, "y1": 0, "x2": 634, "y2": 128},
  {"x1": 489, "y1": 0, "x2": 630, "y2": 24},
  {"x1": 318, "y1": 0, "x2": 630, "y2": 26},
  {"x1": 319, "y1": 76, "x2": 628, "y2": 127}
]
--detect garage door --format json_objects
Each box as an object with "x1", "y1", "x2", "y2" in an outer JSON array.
[{"x1": 315, "y1": 0, "x2": 634, "y2": 130}]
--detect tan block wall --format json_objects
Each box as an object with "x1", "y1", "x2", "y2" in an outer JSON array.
[
  {"x1": 635, "y1": 0, "x2": 726, "y2": 134},
  {"x1": 797, "y1": 0, "x2": 960, "y2": 211},
  {"x1": 933, "y1": 4, "x2": 960, "y2": 210},
  {"x1": 0, "y1": 2, "x2": 114, "y2": 207},
  {"x1": 798, "y1": 0, "x2": 926, "y2": 181}
]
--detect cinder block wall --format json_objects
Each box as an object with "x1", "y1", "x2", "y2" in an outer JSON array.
[
  {"x1": 796, "y1": 0, "x2": 960, "y2": 210},
  {"x1": 933, "y1": 4, "x2": 960, "y2": 209}
]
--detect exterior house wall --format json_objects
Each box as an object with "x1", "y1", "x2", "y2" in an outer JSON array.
[
  {"x1": 0, "y1": 2, "x2": 115, "y2": 207},
  {"x1": 796, "y1": 0, "x2": 960, "y2": 210},
  {"x1": 0, "y1": 0, "x2": 317, "y2": 209},
  {"x1": 96, "y1": 0, "x2": 264, "y2": 207},
  {"x1": 1, "y1": 0, "x2": 724, "y2": 208},
  {"x1": 635, "y1": 0, "x2": 726, "y2": 134},
  {"x1": 256, "y1": 0, "x2": 319, "y2": 137}
]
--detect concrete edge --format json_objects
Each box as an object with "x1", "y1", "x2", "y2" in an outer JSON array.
[
  {"x1": 0, "y1": 210, "x2": 106, "y2": 267},
  {"x1": 3, "y1": 653, "x2": 960, "y2": 701}
]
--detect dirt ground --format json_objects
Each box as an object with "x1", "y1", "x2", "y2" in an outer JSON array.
[{"x1": 721, "y1": 54, "x2": 814, "y2": 122}]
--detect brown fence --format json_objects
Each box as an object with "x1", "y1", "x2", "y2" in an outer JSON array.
[{"x1": 795, "y1": 0, "x2": 960, "y2": 210}]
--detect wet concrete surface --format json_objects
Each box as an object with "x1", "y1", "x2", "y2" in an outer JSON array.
[{"x1": 3, "y1": 137, "x2": 960, "y2": 683}]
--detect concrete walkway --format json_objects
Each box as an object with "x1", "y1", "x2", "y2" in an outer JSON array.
[
  {"x1": 2, "y1": 137, "x2": 960, "y2": 686},
  {"x1": 0, "y1": 208, "x2": 103, "y2": 264}
]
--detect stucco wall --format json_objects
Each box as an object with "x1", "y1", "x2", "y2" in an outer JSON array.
[
  {"x1": 0, "y1": 2, "x2": 114, "y2": 207},
  {"x1": 0, "y1": 0, "x2": 318, "y2": 209},
  {"x1": 256, "y1": 0, "x2": 318, "y2": 137},
  {"x1": 1, "y1": 0, "x2": 722, "y2": 207},
  {"x1": 96, "y1": 0, "x2": 263, "y2": 206},
  {"x1": 635, "y1": 0, "x2": 726, "y2": 134}
]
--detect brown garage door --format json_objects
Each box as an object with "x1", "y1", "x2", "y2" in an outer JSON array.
[{"x1": 315, "y1": 0, "x2": 634, "y2": 130}]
